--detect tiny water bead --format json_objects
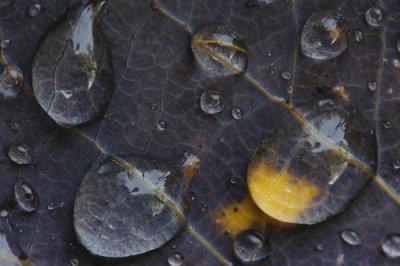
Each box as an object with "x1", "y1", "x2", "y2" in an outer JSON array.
[
  {"x1": 157, "y1": 120, "x2": 167, "y2": 131},
  {"x1": 393, "y1": 160, "x2": 400, "y2": 170},
  {"x1": 0, "y1": 65, "x2": 24, "y2": 98},
  {"x1": 354, "y1": 30, "x2": 363, "y2": 42},
  {"x1": 381, "y1": 233, "x2": 400, "y2": 259},
  {"x1": 382, "y1": 120, "x2": 392, "y2": 129},
  {"x1": 32, "y1": 1, "x2": 114, "y2": 126},
  {"x1": 8, "y1": 144, "x2": 33, "y2": 165},
  {"x1": 281, "y1": 71, "x2": 292, "y2": 80},
  {"x1": 14, "y1": 179, "x2": 39, "y2": 212},
  {"x1": 0, "y1": 209, "x2": 9, "y2": 217},
  {"x1": 191, "y1": 26, "x2": 248, "y2": 76},
  {"x1": 168, "y1": 252, "x2": 184, "y2": 266},
  {"x1": 70, "y1": 258, "x2": 79, "y2": 266},
  {"x1": 368, "y1": 81, "x2": 377, "y2": 91},
  {"x1": 28, "y1": 3, "x2": 41, "y2": 17},
  {"x1": 340, "y1": 229, "x2": 362, "y2": 246},
  {"x1": 200, "y1": 90, "x2": 225, "y2": 114},
  {"x1": 365, "y1": 7, "x2": 385, "y2": 27},
  {"x1": 0, "y1": 39, "x2": 11, "y2": 48},
  {"x1": 233, "y1": 230, "x2": 272, "y2": 263},
  {"x1": 244, "y1": 0, "x2": 278, "y2": 7},
  {"x1": 301, "y1": 11, "x2": 348, "y2": 60},
  {"x1": 232, "y1": 107, "x2": 242, "y2": 120}
]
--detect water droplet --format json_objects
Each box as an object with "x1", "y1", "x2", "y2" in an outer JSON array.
[
  {"x1": 281, "y1": 71, "x2": 292, "y2": 80},
  {"x1": 368, "y1": 81, "x2": 377, "y2": 91},
  {"x1": 200, "y1": 90, "x2": 225, "y2": 114},
  {"x1": 301, "y1": 11, "x2": 348, "y2": 60},
  {"x1": 245, "y1": 0, "x2": 277, "y2": 8},
  {"x1": 70, "y1": 258, "x2": 79, "y2": 266},
  {"x1": 382, "y1": 233, "x2": 400, "y2": 259},
  {"x1": 340, "y1": 229, "x2": 362, "y2": 246},
  {"x1": 14, "y1": 179, "x2": 39, "y2": 212},
  {"x1": 168, "y1": 252, "x2": 184, "y2": 266},
  {"x1": 32, "y1": 1, "x2": 114, "y2": 126},
  {"x1": 0, "y1": 65, "x2": 23, "y2": 98},
  {"x1": 393, "y1": 160, "x2": 400, "y2": 170},
  {"x1": 234, "y1": 230, "x2": 272, "y2": 263},
  {"x1": 0, "y1": 39, "x2": 11, "y2": 48},
  {"x1": 382, "y1": 120, "x2": 392, "y2": 129},
  {"x1": 8, "y1": 144, "x2": 33, "y2": 165},
  {"x1": 157, "y1": 120, "x2": 167, "y2": 131},
  {"x1": 151, "y1": 103, "x2": 158, "y2": 110},
  {"x1": 231, "y1": 107, "x2": 242, "y2": 120},
  {"x1": 47, "y1": 203, "x2": 55, "y2": 210},
  {"x1": 191, "y1": 26, "x2": 248, "y2": 76},
  {"x1": 365, "y1": 7, "x2": 385, "y2": 27},
  {"x1": 354, "y1": 30, "x2": 363, "y2": 42},
  {"x1": 29, "y1": 3, "x2": 41, "y2": 17},
  {"x1": 0, "y1": 209, "x2": 9, "y2": 217},
  {"x1": 10, "y1": 123, "x2": 19, "y2": 131},
  {"x1": 316, "y1": 243, "x2": 324, "y2": 251}
]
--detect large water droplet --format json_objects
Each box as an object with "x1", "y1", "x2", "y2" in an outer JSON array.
[
  {"x1": 32, "y1": 1, "x2": 114, "y2": 126},
  {"x1": 247, "y1": 97, "x2": 376, "y2": 224},
  {"x1": 233, "y1": 230, "x2": 272, "y2": 263},
  {"x1": 8, "y1": 144, "x2": 33, "y2": 165},
  {"x1": 301, "y1": 11, "x2": 348, "y2": 60},
  {"x1": 191, "y1": 26, "x2": 248, "y2": 76},
  {"x1": 381, "y1": 233, "x2": 400, "y2": 259},
  {"x1": 74, "y1": 157, "x2": 184, "y2": 258},
  {"x1": 168, "y1": 252, "x2": 184, "y2": 266},
  {"x1": 365, "y1": 7, "x2": 385, "y2": 27},
  {"x1": 200, "y1": 90, "x2": 225, "y2": 114},
  {"x1": 28, "y1": 3, "x2": 41, "y2": 17},
  {"x1": 0, "y1": 65, "x2": 23, "y2": 98},
  {"x1": 340, "y1": 229, "x2": 362, "y2": 246},
  {"x1": 14, "y1": 179, "x2": 39, "y2": 212}
]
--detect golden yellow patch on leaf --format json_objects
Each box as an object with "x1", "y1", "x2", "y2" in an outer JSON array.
[
  {"x1": 247, "y1": 160, "x2": 320, "y2": 224},
  {"x1": 211, "y1": 194, "x2": 292, "y2": 237}
]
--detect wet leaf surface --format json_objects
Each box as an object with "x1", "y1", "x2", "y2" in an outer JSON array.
[{"x1": 0, "y1": 0, "x2": 399, "y2": 265}]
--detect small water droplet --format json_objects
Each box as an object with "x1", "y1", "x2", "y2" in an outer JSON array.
[
  {"x1": 29, "y1": 3, "x2": 41, "y2": 17},
  {"x1": 316, "y1": 243, "x2": 324, "y2": 251},
  {"x1": 151, "y1": 103, "x2": 158, "y2": 110},
  {"x1": 382, "y1": 120, "x2": 392, "y2": 129},
  {"x1": 0, "y1": 65, "x2": 23, "y2": 98},
  {"x1": 393, "y1": 160, "x2": 400, "y2": 170},
  {"x1": 47, "y1": 203, "x2": 55, "y2": 210},
  {"x1": 340, "y1": 229, "x2": 362, "y2": 246},
  {"x1": 301, "y1": 11, "x2": 348, "y2": 60},
  {"x1": 14, "y1": 179, "x2": 39, "y2": 212},
  {"x1": 0, "y1": 209, "x2": 9, "y2": 218},
  {"x1": 382, "y1": 233, "x2": 400, "y2": 259},
  {"x1": 245, "y1": 0, "x2": 277, "y2": 7},
  {"x1": 70, "y1": 258, "x2": 79, "y2": 266},
  {"x1": 191, "y1": 26, "x2": 248, "y2": 76},
  {"x1": 10, "y1": 123, "x2": 19, "y2": 131},
  {"x1": 365, "y1": 7, "x2": 385, "y2": 27},
  {"x1": 354, "y1": 30, "x2": 363, "y2": 42},
  {"x1": 0, "y1": 39, "x2": 10, "y2": 48},
  {"x1": 157, "y1": 120, "x2": 167, "y2": 131},
  {"x1": 8, "y1": 144, "x2": 33, "y2": 165},
  {"x1": 281, "y1": 71, "x2": 292, "y2": 80},
  {"x1": 232, "y1": 107, "x2": 242, "y2": 120},
  {"x1": 200, "y1": 90, "x2": 225, "y2": 114},
  {"x1": 287, "y1": 85, "x2": 294, "y2": 94},
  {"x1": 234, "y1": 230, "x2": 272, "y2": 263},
  {"x1": 168, "y1": 252, "x2": 184, "y2": 266},
  {"x1": 368, "y1": 81, "x2": 377, "y2": 91}
]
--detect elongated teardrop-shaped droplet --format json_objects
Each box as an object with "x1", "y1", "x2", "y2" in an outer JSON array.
[
  {"x1": 74, "y1": 156, "x2": 185, "y2": 258},
  {"x1": 301, "y1": 11, "x2": 348, "y2": 60},
  {"x1": 191, "y1": 26, "x2": 248, "y2": 76},
  {"x1": 234, "y1": 230, "x2": 272, "y2": 263},
  {"x1": 14, "y1": 179, "x2": 39, "y2": 212},
  {"x1": 247, "y1": 98, "x2": 376, "y2": 224},
  {"x1": 32, "y1": 1, "x2": 114, "y2": 127},
  {"x1": 340, "y1": 229, "x2": 362, "y2": 246}
]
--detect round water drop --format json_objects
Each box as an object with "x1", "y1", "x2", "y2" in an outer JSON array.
[
  {"x1": 70, "y1": 258, "x2": 79, "y2": 266},
  {"x1": 381, "y1": 233, "x2": 400, "y2": 259},
  {"x1": 29, "y1": 3, "x2": 41, "y2": 17},
  {"x1": 316, "y1": 243, "x2": 324, "y2": 251},
  {"x1": 191, "y1": 26, "x2": 248, "y2": 76},
  {"x1": 168, "y1": 252, "x2": 184, "y2": 266},
  {"x1": 0, "y1": 209, "x2": 9, "y2": 217},
  {"x1": 234, "y1": 230, "x2": 272, "y2": 263},
  {"x1": 354, "y1": 30, "x2": 363, "y2": 42},
  {"x1": 393, "y1": 160, "x2": 400, "y2": 170},
  {"x1": 232, "y1": 107, "x2": 242, "y2": 120},
  {"x1": 8, "y1": 144, "x2": 33, "y2": 165},
  {"x1": 281, "y1": 71, "x2": 292, "y2": 80},
  {"x1": 200, "y1": 90, "x2": 225, "y2": 114},
  {"x1": 0, "y1": 65, "x2": 23, "y2": 98},
  {"x1": 368, "y1": 81, "x2": 377, "y2": 91},
  {"x1": 0, "y1": 39, "x2": 10, "y2": 48},
  {"x1": 14, "y1": 179, "x2": 39, "y2": 212},
  {"x1": 365, "y1": 7, "x2": 385, "y2": 27},
  {"x1": 157, "y1": 120, "x2": 167, "y2": 131},
  {"x1": 301, "y1": 11, "x2": 348, "y2": 60},
  {"x1": 382, "y1": 120, "x2": 392, "y2": 129},
  {"x1": 32, "y1": 1, "x2": 114, "y2": 126},
  {"x1": 340, "y1": 229, "x2": 362, "y2": 246}
]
